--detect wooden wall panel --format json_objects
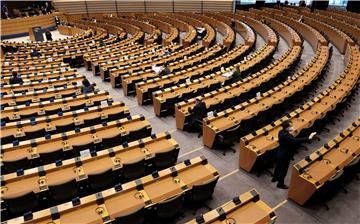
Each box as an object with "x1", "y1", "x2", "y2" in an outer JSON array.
[
  {"x1": 203, "y1": 0, "x2": 233, "y2": 12},
  {"x1": 117, "y1": 1, "x2": 145, "y2": 13},
  {"x1": 146, "y1": 1, "x2": 173, "y2": 12},
  {"x1": 86, "y1": 0, "x2": 117, "y2": 14},
  {"x1": 53, "y1": 0, "x2": 87, "y2": 14},
  {"x1": 174, "y1": 0, "x2": 202, "y2": 12}
]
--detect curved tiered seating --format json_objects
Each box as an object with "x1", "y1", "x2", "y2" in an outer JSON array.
[
  {"x1": 239, "y1": 8, "x2": 359, "y2": 173},
  {"x1": 288, "y1": 118, "x2": 360, "y2": 205}
]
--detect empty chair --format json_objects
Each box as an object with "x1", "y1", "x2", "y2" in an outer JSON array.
[
  {"x1": 70, "y1": 103, "x2": 86, "y2": 111},
  {"x1": 101, "y1": 133, "x2": 124, "y2": 149},
  {"x1": 83, "y1": 116, "x2": 102, "y2": 127},
  {"x1": 127, "y1": 127, "x2": 151, "y2": 142},
  {"x1": 154, "y1": 148, "x2": 180, "y2": 170},
  {"x1": 87, "y1": 169, "x2": 114, "y2": 192},
  {"x1": 1, "y1": 135, "x2": 16, "y2": 145},
  {"x1": 189, "y1": 176, "x2": 219, "y2": 203},
  {"x1": 114, "y1": 207, "x2": 145, "y2": 224},
  {"x1": 122, "y1": 159, "x2": 146, "y2": 182},
  {"x1": 3, "y1": 158, "x2": 31, "y2": 174},
  {"x1": 216, "y1": 125, "x2": 241, "y2": 155},
  {"x1": 40, "y1": 150, "x2": 64, "y2": 165},
  {"x1": 107, "y1": 111, "x2": 128, "y2": 122},
  {"x1": 155, "y1": 194, "x2": 184, "y2": 219},
  {"x1": 45, "y1": 108, "x2": 62, "y2": 116},
  {"x1": 165, "y1": 96, "x2": 180, "y2": 115},
  {"x1": 20, "y1": 112, "x2": 39, "y2": 120},
  {"x1": 25, "y1": 128, "x2": 47, "y2": 140},
  {"x1": 4, "y1": 192, "x2": 39, "y2": 216},
  {"x1": 49, "y1": 179, "x2": 79, "y2": 203},
  {"x1": 56, "y1": 123, "x2": 75, "y2": 133},
  {"x1": 72, "y1": 142, "x2": 95, "y2": 154}
]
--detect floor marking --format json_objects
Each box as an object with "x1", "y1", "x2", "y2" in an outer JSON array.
[
  {"x1": 219, "y1": 169, "x2": 240, "y2": 181},
  {"x1": 179, "y1": 146, "x2": 204, "y2": 158},
  {"x1": 272, "y1": 200, "x2": 288, "y2": 212}
]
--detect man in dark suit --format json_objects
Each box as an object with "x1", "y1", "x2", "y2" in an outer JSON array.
[
  {"x1": 159, "y1": 62, "x2": 171, "y2": 76},
  {"x1": 45, "y1": 30, "x2": 52, "y2": 41},
  {"x1": 272, "y1": 121, "x2": 316, "y2": 189},
  {"x1": 30, "y1": 49, "x2": 42, "y2": 57},
  {"x1": 188, "y1": 98, "x2": 207, "y2": 131},
  {"x1": 9, "y1": 71, "x2": 23, "y2": 85}
]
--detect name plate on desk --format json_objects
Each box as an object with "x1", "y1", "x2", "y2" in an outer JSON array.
[
  {"x1": 73, "y1": 166, "x2": 87, "y2": 181},
  {"x1": 15, "y1": 128, "x2": 25, "y2": 138},
  {"x1": 11, "y1": 113, "x2": 20, "y2": 120},
  {"x1": 45, "y1": 123, "x2": 56, "y2": 132},
  {"x1": 28, "y1": 147, "x2": 40, "y2": 159},
  {"x1": 111, "y1": 156, "x2": 122, "y2": 170},
  {"x1": 85, "y1": 100, "x2": 94, "y2": 106},
  {"x1": 38, "y1": 109, "x2": 46, "y2": 116},
  {"x1": 38, "y1": 177, "x2": 48, "y2": 191},
  {"x1": 62, "y1": 141, "x2": 72, "y2": 151}
]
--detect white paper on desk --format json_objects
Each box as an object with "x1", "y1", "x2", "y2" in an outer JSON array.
[
  {"x1": 47, "y1": 57, "x2": 53, "y2": 62},
  {"x1": 64, "y1": 45, "x2": 69, "y2": 49},
  {"x1": 152, "y1": 65, "x2": 162, "y2": 74},
  {"x1": 222, "y1": 71, "x2": 233, "y2": 78},
  {"x1": 80, "y1": 149, "x2": 91, "y2": 157},
  {"x1": 287, "y1": 76, "x2": 291, "y2": 80},
  {"x1": 186, "y1": 78, "x2": 191, "y2": 84},
  {"x1": 256, "y1": 92, "x2": 261, "y2": 97},
  {"x1": 124, "y1": 55, "x2": 129, "y2": 60},
  {"x1": 106, "y1": 48, "x2": 110, "y2": 52},
  {"x1": 207, "y1": 111, "x2": 214, "y2": 117},
  {"x1": 4, "y1": 62, "x2": 9, "y2": 66},
  {"x1": 101, "y1": 100, "x2": 108, "y2": 107}
]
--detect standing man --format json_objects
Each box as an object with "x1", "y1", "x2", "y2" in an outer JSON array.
[
  {"x1": 55, "y1": 16, "x2": 61, "y2": 27},
  {"x1": 45, "y1": 30, "x2": 53, "y2": 41},
  {"x1": 272, "y1": 121, "x2": 316, "y2": 189}
]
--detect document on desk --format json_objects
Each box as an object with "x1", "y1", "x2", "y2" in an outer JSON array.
[
  {"x1": 152, "y1": 65, "x2": 162, "y2": 74},
  {"x1": 222, "y1": 71, "x2": 234, "y2": 78}
]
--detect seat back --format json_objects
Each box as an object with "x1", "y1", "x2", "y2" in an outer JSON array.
[
  {"x1": 3, "y1": 158, "x2": 31, "y2": 174},
  {"x1": 88, "y1": 169, "x2": 114, "y2": 192},
  {"x1": 40, "y1": 150, "x2": 64, "y2": 165},
  {"x1": 128, "y1": 127, "x2": 151, "y2": 142},
  {"x1": 222, "y1": 124, "x2": 241, "y2": 145},
  {"x1": 5, "y1": 192, "x2": 39, "y2": 216},
  {"x1": 83, "y1": 117, "x2": 102, "y2": 127},
  {"x1": 191, "y1": 176, "x2": 219, "y2": 202},
  {"x1": 154, "y1": 148, "x2": 179, "y2": 170},
  {"x1": 122, "y1": 159, "x2": 146, "y2": 181},
  {"x1": 156, "y1": 194, "x2": 184, "y2": 219},
  {"x1": 49, "y1": 179, "x2": 79, "y2": 203},
  {"x1": 114, "y1": 207, "x2": 145, "y2": 224}
]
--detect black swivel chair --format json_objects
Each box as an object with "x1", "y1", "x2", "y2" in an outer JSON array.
[
  {"x1": 83, "y1": 117, "x2": 102, "y2": 127},
  {"x1": 49, "y1": 179, "x2": 79, "y2": 203},
  {"x1": 187, "y1": 176, "x2": 219, "y2": 213},
  {"x1": 155, "y1": 194, "x2": 184, "y2": 220},
  {"x1": 25, "y1": 128, "x2": 47, "y2": 140},
  {"x1": 87, "y1": 169, "x2": 114, "y2": 192},
  {"x1": 101, "y1": 133, "x2": 124, "y2": 149},
  {"x1": 56, "y1": 123, "x2": 75, "y2": 133},
  {"x1": 122, "y1": 159, "x2": 146, "y2": 182},
  {"x1": 127, "y1": 127, "x2": 151, "y2": 142},
  {"x1": 3, "y1": 158, "x2": 31, "y2": 174},
  {"x1": 39, "y1": 150, "x2": 64, "y2": 165},
  {"x1": 216, "y1": 125, "x2": 241, "y2": 155},
  {"x1": 1, "y1": 135, "x2": 16, "y2": 145},
  {"x1": 4, "y1": 192, "x2": 39, "y2": 216},
  {"x1": 154, "y1": 148, "x2": 180, "y2": 170},
  {"x1": 114, "y1": 207, "x2": 145, "y2": 224}
]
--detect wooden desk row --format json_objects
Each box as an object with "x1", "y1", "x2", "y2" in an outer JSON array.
[
  {"x1": 163, "y1": 13, "x2": 216, "y2": 48},
  {"x1": 121, "y1": 43, "x2": 209, "y2": 95},
  {"x1": 4, "y1": 156, "x2": 219, "y2": 224},
  {"x1": 155, "y1": 43, "x2": 275, "y2": 118},
  {"x1": 86, "y1": 43, "x2": 157, "y2": 73},
  {"x1": 132, "y1": 45, "x2": 224, "y2": 101},
  {"x1": 1, "y1": 63, "x2": 68, "y2": 77},
  {"x1": 1, "y1": 90, "x2": 111, "y2": 122},
  {"x1": 1, "y1": 84, "x2": 85, "y2": 107},
  {"x1": 1, "y1": 132, "x2": 178, "y2": 200},
  {"x1": 137, "y1": 43, "x2": 254, "y2": 105},
  {"x1": 186, "y1": 189, "x2": 277, "y2": 224},
  {"x1": 153, "y1": 14, "x2": 197, "y2": 47},
  {"x1": 176, "y1": 45, "x2": 301, "y2": 131},
  {"x1": 1, "y1": 114, "x2": 151, "y2": 166},
  {"x1": 1, "y1": 57, "x2": 64, "y2": 70},
  {"x1": 103, "y1": 44, "x2": 182, "y2": 82},
  {"x1": 203, "y1": 45, "x2": 329, "y2": 148},
  {"x1": 1, "y1": 69, "x2": 77, "y2": 85},
  {"x1": 1, "y1": 101, "x2": 129, "y2": 143},
  {"x1": 104, "y1": 16, "x2": 161, "y2": 45},
  {"x1": 239, "y1": 44, "x2": 359, "y2": 172},
  {"x1": 288, "y1": 118, "x2": 360, "y2": 205},
  {"x1": 195, "y1": 13, "x2": 235, "y2": 49},
  {"x1": 1, "y1": 75, "x2": 85, "y2": 95}
]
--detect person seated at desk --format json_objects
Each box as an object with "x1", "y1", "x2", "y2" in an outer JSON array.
[
  {"x1": 30, "y1": 48, "x2": 42, "y2": 57},
  {"x1": 45, "y1": 30, "x2": 52, "y2": 41},
  {"x1": 9, "y1": 71, "x2": 23, "y2": 85},
  {"x1": 159, "y1": 62, "x2": 171, "y2": 76},
  {"x1": 298, "y1": 15, "x2": 304, "y2": 23},
  {"x1": 81, "y1": 78, "x2": 95, "y2": 94},
  {"x1": 163, "y1": 48, "x2": 172, "y2": 56},
  {"x1": 188, "y1": 98, "x2": 207, "y2": 131},
  {"x1": 272, "y1": 121, "x2": 316, "y2": 189},
  {"x1": 232, "y1": 66, "x2": 242, "y2": 82},
  {"x1": 99, "y1": 39, "x2": 105, "y2": 47}
]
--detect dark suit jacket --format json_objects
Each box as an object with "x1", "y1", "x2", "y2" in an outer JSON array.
[
  {"x1": 277, "y1": 130, "x2": 308, "y2": 160},
  {"x1": 190, "y1": 102, "x2": 207, "y2": 121},
  {"x1": 9, "y1": 76, "x2": 23, "y2": 85}
]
